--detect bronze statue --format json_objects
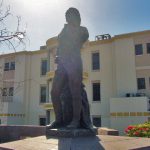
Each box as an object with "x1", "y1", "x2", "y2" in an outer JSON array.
[{"x1": 47, "y1": 7, "x2": 92, "y2": 129}]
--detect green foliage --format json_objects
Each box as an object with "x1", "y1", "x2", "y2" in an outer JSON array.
[{"x1": 125, "y1": 122, "x2": 150, "y2": 138}]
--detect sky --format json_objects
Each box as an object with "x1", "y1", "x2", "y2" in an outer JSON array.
[{"x1": 1, "y1": 0, "x2": 150, "y2": 53}]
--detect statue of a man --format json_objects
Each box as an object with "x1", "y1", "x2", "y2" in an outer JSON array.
[{"x1": 48, "y1": 8, "x2": 92, "y2": 129}]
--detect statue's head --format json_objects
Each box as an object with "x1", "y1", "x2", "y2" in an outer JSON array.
[{"x1": 65, "y1": 7, "x2": 81, "y2": 26}]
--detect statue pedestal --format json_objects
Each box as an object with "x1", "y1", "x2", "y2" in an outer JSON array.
[
  {"x1": 46, "y1": 128, "x2": 97, "y2": 138},
  {"x1": 45, "y1": 128, "x2": 104, "y2": 150}
]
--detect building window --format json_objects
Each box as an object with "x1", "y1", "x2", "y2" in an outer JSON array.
[
  {"x1": 2, "y1": 87, "x2": 14, "y2": 96},
  {"x1": 147, "y1": 43, "x2": 150, "y2": 54},
  {"x1": 135, "y1": 44, "x2": 143, "y2": 55},
  {"x1": 93, "y1": 116, "x2": 101, "y2": 127},
  {"x1": 39, "y1": 117, "x2": 46, "y2": 126},
  {"x1": 137, "y1": 78, "x2": 146, "y2": 90},
  {"x1": 92, "y1": 82, "x2": 101, "y2": 101},
  {"x1": 4, "y1": 63, "x2": 9, "y2": 71},
  {"x1": 2, "y1": 88, "x2": 7, "y2": 96},
  {"x1": 41, "y1": 59, "x2": 47, "y2": 75},
  {"x1": 4, "y1": 62, "x2": 15, "y2": 71},
  {"x1": 40, "y1": 86, "x2": 47, "y2": 103},
  {"x1": 9, "y1": 87, "x2": 14, "y2": 96},
  {"x1": 10, "y1": 62, "x2": 15, "y2": 70},
  {"x1": 92, "y1": 52, "x2": 100, "y2": 70}
]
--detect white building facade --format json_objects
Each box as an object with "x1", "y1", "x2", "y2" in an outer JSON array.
[{"x1": 0, "y1": 30, "x2": 150, "y2": 135}]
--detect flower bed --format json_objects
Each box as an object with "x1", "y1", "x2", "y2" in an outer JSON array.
[{"x1": 125, "y1": 122, "x2": 150, "y2": 137}]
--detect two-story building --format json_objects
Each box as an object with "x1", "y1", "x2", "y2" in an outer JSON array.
[{"x1": 0, "y1": 30, "x2": 150, "y2": 134}]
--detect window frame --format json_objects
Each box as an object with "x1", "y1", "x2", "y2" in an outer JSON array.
[
  {"x1": 92, "y1": 81, "x2": 101, "y2": 102},
  {"x1": 39, "y1": 85, "x2": 47, "y2": 103},
  {"x1": 2, "y1": 88, "x2": 8, "y2": 96},
  {"x1": 147, "y1": 43, "x2": 150, "y2": 54},
  {"x1": 137, "y1": 78, "x2": 146, "y2": 90},
  {"x1": 92, "y1": 115, "x2": 101, "y2": 127},
  {"x1": 39, "y1": 116, "x2": 46, "y2": 126},
  {"x1": 40, "y1": 59, "x2": 47, "y2": 76},
  {"x1": 91, "y1": 51, "x2": 100, "y2": 71},
  {"x1": 9, "y1": 87, "x2": 14, "y2": 96},
  {"x1": 9, "y1": 62, "x2": 15, "y2": 70},
  {"x1": 135, "y1": 44, "x2": 143, "y2": 56},
  {"x1": 4, "y1": 62, "x2": 10, "y2": 71}
]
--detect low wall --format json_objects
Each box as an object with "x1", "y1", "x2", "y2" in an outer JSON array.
[
  {"x1": 98, "y1": 127, "x2": 119, "y2": 136},
  {"x1": 0, "y1": 125, "x2": 46, "y2": 143},
  {"x1": 0, "y1": 125, "x2": 119, "y2": 143}
]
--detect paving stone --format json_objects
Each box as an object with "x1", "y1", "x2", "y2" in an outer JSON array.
[{"x1": 0, "y1": 135, "x2": 150, "y2": 150}]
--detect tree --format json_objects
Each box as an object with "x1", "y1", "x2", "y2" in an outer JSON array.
[{"x1": 0, "y1": 0, "x2": 26, "y2": 51}]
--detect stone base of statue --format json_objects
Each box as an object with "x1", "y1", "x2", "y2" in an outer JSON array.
[
  {"x1": 45, "y1": 127, "x2": 103, "y2": 150},
  {"x1": 46, "y1": 127, "x2": 97, "y2": 138}
]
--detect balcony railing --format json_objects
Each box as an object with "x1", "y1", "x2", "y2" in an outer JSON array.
[
  {"x1": 46, "y1": 71, "x2": 88, "y2": 80},
  {"x1": 41, "y1": 102, "x2": 53, "y2": 110}
]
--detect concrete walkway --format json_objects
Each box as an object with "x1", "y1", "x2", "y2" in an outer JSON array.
[{"x1": 0, "y1": 135, "x2": 150, "y2": 150}]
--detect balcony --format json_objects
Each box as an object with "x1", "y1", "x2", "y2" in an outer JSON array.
[
  {"x1": 110, "y1": 96, "x2": 149, "y2": 115},
  {"x1": 41, "y1": 102, "x2": 53, "y2": 110},
  {"x1": 46, "y1": 71, "x2": 88, "y2": 80}
]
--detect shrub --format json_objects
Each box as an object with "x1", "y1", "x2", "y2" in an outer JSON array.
[{"x1": 125, "y1": 122, "x2": 150, "y2": 138}]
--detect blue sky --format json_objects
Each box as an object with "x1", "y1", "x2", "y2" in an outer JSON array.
[{"x1": 1, "y1": 0, "x2": 150, "y2": 53}]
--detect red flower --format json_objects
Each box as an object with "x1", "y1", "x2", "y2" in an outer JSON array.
[
  {"x1": 125, "y1": 122, "x2": 150, "y2": 137},
  {"x1": 139, "y1": 128, "x2": 144, "y2": 131},
  {"x1": 125, "y1": 128, "x2": 129, "y2": 133},
  {"x1": 142, "y1": 127, "x2": 149, "y2": 131},
  {"x1": 134, "y1": 131, "x2": 139, "y2": 136},
  {"x1": 127, "y1": 126, "x2": 134, "y2": 130}
]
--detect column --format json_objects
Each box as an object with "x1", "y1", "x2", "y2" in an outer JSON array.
[
  {"x1": 46, "y1": 110, "x2": 50, "y2": 125},
  {"x1": 46, "y1": 48, "x2": 50, "y2": 103},
  {"x1": 46, "y1": 48, "x2": 51, "y2": 125}
]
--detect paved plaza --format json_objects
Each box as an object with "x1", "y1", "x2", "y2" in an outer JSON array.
[{"x1": 0, "y1": 135, "x2": 150, "y2": 150}]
